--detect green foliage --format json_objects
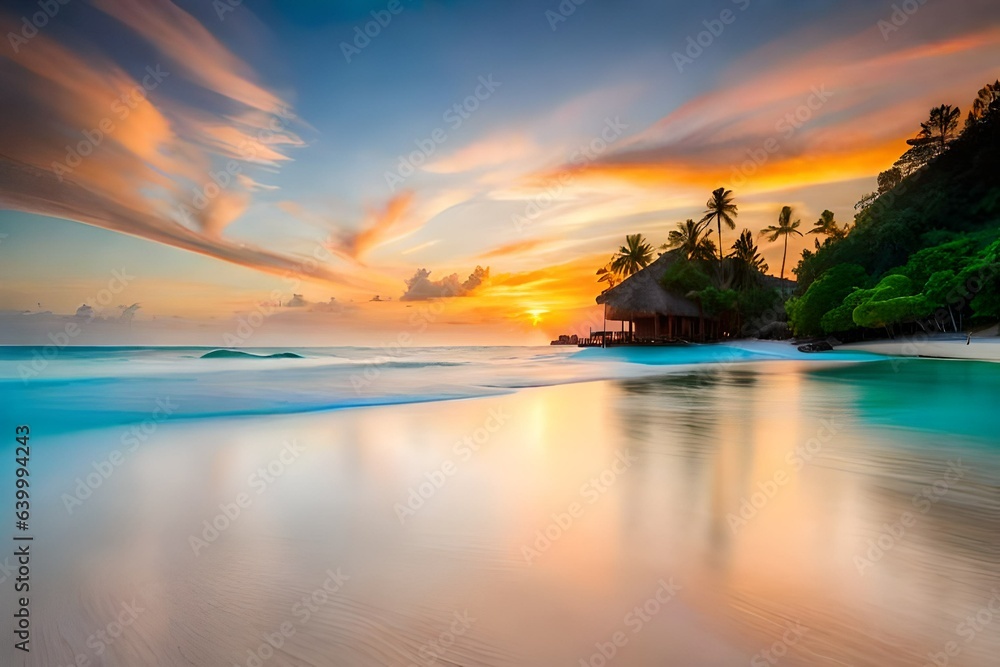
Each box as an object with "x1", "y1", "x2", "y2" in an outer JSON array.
[
  {"x1": 849, "y1": 275, "x2": 924, "y2": 328},
  {"x1": 795, "y1": 81, "x2": 1000, "y2": 290},
  {"x1": 760, "y1": 206, "x2": 803, "y2": 280},
  {"x1": 877, "y1": 168, "x2": 902, "y2": 194},
  {"x1": 611, "y1": 234, "x2": 654, "y2": 277},
  {"x1": 786, "y1": 263, "x2": 869, "y2": 336},
  {"x1": 964, "y1": 240, "x2": 1000, "y2": 319},
  {"x1": 738, "y1": 288, "x2": 782, "y2": 326},
  {"x1": 923, "y1": 270, "x2": 959, "y2": 305},
  {"x1": 695, "y1": 287, "x2": 739, "y2": 317},
  {"x1": 596, "y1": 257, "x2": 620, "y2": 292},
  {"x1": 853, "y1": 295, "x2": 933, "y2": 329},
  {"x1": 872, "y1": 274, "x2": 913, "y2": 298},
  {"x1": 663, "y1": 219, "x2": 716, "y2": 261},
  {"x1": 728, "y1": 229, "x2": 768, "y2": 290},
  {"x1": 821, "y1": 288, "x2": 872, "y2": 334},
  {"x1": 661, "y1": 258, "x2": 712, "y2": 296},
  {"x1": 898, "y1": 238, "x2": 978, "y2": 288},
  {"x1": 808, "y1": 274, "x2": 932, "y2": 332},
  {"x1": 699, "y1": 187, "x2": 738, "y2": 261}
]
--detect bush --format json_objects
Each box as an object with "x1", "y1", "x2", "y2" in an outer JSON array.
[{"x1": 787, "y1": 264, "x2": 869, "y2": 336}]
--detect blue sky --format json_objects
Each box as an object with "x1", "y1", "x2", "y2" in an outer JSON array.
[{"x1": 1, "y1": 0, "x2": 998, "y2": 344}]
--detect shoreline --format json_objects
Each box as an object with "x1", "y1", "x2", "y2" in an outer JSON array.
[{"x1": 834, "y1": 333, "x2": 1000, "y2": 362}]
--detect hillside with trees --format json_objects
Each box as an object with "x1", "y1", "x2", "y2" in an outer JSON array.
[{"x1": 787, "y1": 79, "x2": 1000, "y2": 339}]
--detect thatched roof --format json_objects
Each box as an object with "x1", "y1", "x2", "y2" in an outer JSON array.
[{"x1": 596, "y1": 250, "x2": 702, "y2": 318}]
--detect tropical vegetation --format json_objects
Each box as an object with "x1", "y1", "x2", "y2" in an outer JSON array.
[
  {"x1": 788, "y1": 78, "x2": 1000, "y2": 339},
  {"x1": 595, "y1": 77, "x2": 1000, "y2": 342}
]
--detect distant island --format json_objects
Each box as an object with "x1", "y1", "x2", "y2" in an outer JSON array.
[{"x1": 549, "y1": 334, "x2": 580, "y2": 345}]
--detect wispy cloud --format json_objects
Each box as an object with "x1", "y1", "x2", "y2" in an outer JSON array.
[
  {"x1": 92, "y1": 0, "x2": 287, "y2": 114},
  {"x1": 0, "y1": 2, "x2": 351, "y2": 283},
  {"x1": 543, "y1": 25, "x2": 1000, "y2": 194},
  {"x1": 328, "y1": 191, "x2": 419, "y2": 263},
  {"x1": 424, "y1": 133, "x2": 537, "y2": 174}
]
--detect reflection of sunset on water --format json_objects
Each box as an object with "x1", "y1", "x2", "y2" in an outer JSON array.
[{"x1": 21, "y1": 359, "x2": 1000, "y2": 665}]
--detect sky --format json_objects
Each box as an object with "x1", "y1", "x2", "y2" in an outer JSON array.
[{"x1": 0, "y1": 0, "x2": 998, "y2": 346}]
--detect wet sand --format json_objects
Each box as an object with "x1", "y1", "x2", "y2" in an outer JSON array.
[
  {"x1": 841, "y1": 332, "x2": 1000, "y2": 362},
  {"x1": 6, "y1": 361, "x2": 1000, "y2": 666}
]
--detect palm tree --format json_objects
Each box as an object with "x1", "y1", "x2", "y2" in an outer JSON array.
[
  {"x1": 699, "y1": 187, "x2": 738, "y2": 263},
  {"x1": 760, "y1": 206, "x2": 803, "y2": 280},
  {"x1": 908, "y1": 104, "x2": 961, "y2": 153},
  {"x1": 661, "y1": 219, "x2": 716, "y2": 261},
  {"x1": 729, "y1": 229, "x2": 767, "y2": 272},
  {"x1": 596, "y1": 258, "x2": 619, "y2": 293},
  {"x1": 898, "y1": 104, "x2": 962, "y2": 175},
  {"x1": 610, "y1": 234, "x2": 654, "y2": 278},
  {"x1": 728, "y1": 229, "x2": 767, "y2": 291},
  {"x1": 808, "y1": 210, "x2": 838, "y2": 236}
]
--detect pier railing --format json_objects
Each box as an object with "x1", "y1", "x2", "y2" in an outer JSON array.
[{"x1": 578, "y1": 331, "x2": 633, "y2": 347}]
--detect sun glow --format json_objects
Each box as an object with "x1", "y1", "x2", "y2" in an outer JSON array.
[{"x1": 526, "y1": 309, "x2": 549, "y2": 326}]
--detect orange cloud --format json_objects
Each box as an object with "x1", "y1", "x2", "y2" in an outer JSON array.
[
  {"x1": 525, "y1": 25, "x2": 1000, "y2": 207},
  {"x1": 0, "y1": 6, "x2": 362, "y2": 286},
  {"x1": 92, "y1": 0, "x2": 286, "y2": 114},
  {"x1": 329, "y1": 191, "x2": 419, "y2": 263},
  {"x1": 477, "y1": 238, "x2": 547, "y2": 259}
]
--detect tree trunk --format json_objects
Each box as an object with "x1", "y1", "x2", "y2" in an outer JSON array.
[
  {"x1": 780, "y1": 234, "x2": 788, "y2": 280},
  {"x1": 947, "y1": 305, "x2": 957, "y2": 332}
]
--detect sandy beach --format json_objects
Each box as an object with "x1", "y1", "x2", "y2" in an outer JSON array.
[
  {"x1": 839, "y1": 329, "x2": 1000, "y2": 362},
  {"x1": 5, "y1": 349, "x2": 999, "y2": 666}
]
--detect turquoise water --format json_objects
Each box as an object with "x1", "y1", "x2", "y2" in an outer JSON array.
[{"x1": 0, "y1": 343, "x2": 884, "y2": 432}]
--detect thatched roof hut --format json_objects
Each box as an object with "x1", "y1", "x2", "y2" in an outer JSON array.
[
  {"x1": 596, "y1": 250, "x2": 701, "y2": 319},
  {"x1": 595, "y1": 250, "x2": 712, "y2": 342}
]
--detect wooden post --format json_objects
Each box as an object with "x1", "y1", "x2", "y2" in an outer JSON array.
[{"x1": 602, "y1": 302, "x2": 607, "y2": 348}]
